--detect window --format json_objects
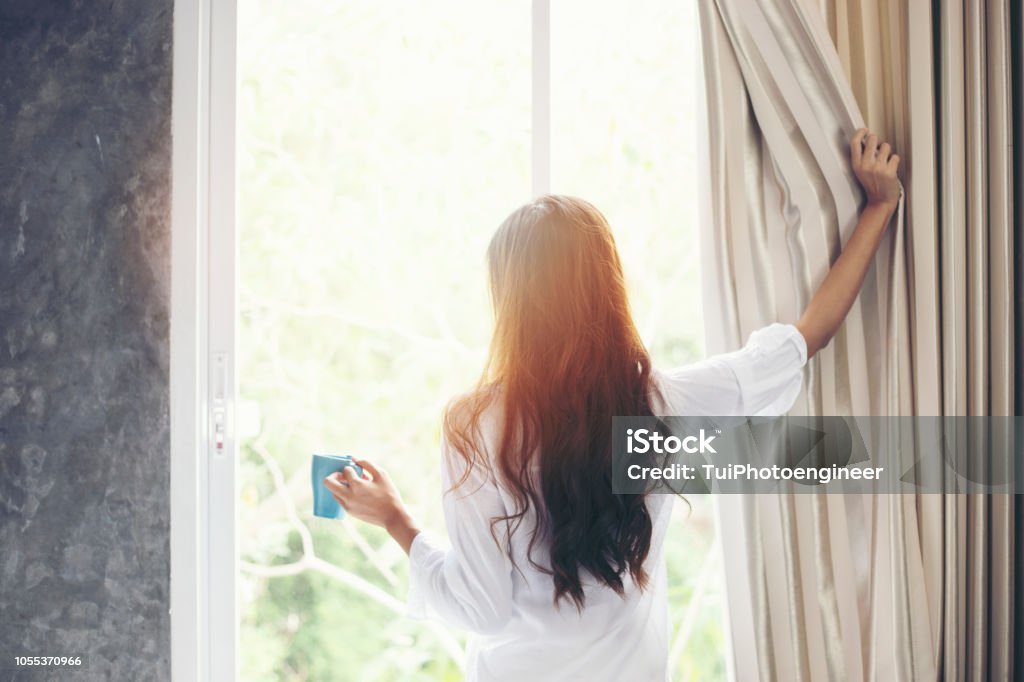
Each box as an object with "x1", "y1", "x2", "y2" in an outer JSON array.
[{"x1": 235, "y1": 1, "x2": 723, "y2": 680}]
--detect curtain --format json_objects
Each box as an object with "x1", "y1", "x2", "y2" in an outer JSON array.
[
  {"x1": 697, "y1": 0, "x2": 1019, "y2": 679},
  {"x1": 1015, "y1": 0, "x2": 1024, "y2": 670}
]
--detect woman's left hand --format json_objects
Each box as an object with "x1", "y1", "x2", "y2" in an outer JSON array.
[{"x1": 325, "y1": 458, "x2": 421, "y2": 553}]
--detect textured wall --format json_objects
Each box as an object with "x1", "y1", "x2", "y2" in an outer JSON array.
[{"x1": 0, "y1": 1, "x2": 172, "y2": 679}]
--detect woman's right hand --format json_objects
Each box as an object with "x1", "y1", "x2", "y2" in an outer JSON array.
[
  {"x1": 850, "y1": 128, "x2": 901, "y2": 209},
  {"x1": 324, "y1": 458, "x2": 422, "y2": 554}
]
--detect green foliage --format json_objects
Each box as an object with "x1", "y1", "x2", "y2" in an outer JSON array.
[{"x1": 238, "y1": 0, "x2": 724, "y2": 679}]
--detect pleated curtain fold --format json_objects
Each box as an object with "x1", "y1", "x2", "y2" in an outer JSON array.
[{"x1": 696, "y1": 0, "x2": 1020, "y2": 678}]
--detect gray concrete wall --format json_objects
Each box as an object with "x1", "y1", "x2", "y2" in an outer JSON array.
[{"x1": 0, "y1": 1, "x2": 172, "y2": 679}]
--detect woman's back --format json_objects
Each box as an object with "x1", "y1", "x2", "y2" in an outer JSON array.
[
  {"x1": 407, "y1": 324, "x2": 806, "y2": 681},
  {"x1": 410, "y1": 395, "x2": 675, "y2": 682}
]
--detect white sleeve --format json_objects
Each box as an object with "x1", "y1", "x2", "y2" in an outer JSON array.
[
  {"x1": 406, "y1": 436, "x2": 515, "y2": 635},
  {"x1": 656, "y1": 323, "x2": 807, "y2": 417}
]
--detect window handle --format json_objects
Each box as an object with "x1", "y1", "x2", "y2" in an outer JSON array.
[{"x1": 212, "y1": 352, "x2": 230, "y2": 455}]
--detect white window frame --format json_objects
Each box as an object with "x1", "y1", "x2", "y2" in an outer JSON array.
[
  {"x1": 171, "y1": 0, "x2": 238, "y2": 679},
  {"x1": 170, "y1": 2, "x2": 550, "y2": 680}
]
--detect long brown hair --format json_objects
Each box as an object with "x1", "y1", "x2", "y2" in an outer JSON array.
[{"x1": 444, "y1": 195, "x2": 658, "y2": 609}]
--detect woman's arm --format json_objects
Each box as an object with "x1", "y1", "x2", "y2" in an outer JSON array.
[
  {"x1": 795, "y1": 128, "x2": 901, "y2": 358},
  {"x1": 325, "y1": 459, "x2": 420, "y2": 553},
  {"x1": 327, "y1": 450, "x2": 515, "y2": 634}
]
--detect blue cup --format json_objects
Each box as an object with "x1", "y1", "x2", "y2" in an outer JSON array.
[{"x1": 311, "y1": 453, "x2": 363, "y2": 520}]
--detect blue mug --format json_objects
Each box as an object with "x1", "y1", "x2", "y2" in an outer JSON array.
[{"x1": 311, "y1": 453, "x2": 363, "y2": 520}]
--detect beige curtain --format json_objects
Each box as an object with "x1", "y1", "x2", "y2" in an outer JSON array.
[
  {"x1": 1015, "y1": 0, "x2": 1024, "y2": 670},
  {"x1": 697, "y1": 0, "x2": 1017, "y2": 679}
]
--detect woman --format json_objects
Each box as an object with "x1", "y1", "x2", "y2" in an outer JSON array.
[{"x1": 326, "y1": 129, "x2": 901, "y2": 681}]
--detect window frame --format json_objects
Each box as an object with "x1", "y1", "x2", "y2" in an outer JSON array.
[{"x1": 171, "y1": 0, "x2": 239, "y2": 678}]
